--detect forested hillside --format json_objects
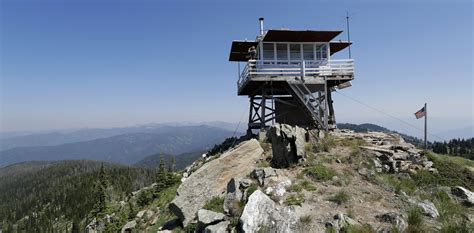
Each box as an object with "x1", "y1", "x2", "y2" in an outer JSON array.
[
  {"x1": 0, "y1": 125, "x2": 235, "y2": 167},
  {"x1": 0, "y1": 160, "x2": 156, "y2": 232},
  {"x1": 432, "y1": 138, "x2": 473, "y2": 160}
]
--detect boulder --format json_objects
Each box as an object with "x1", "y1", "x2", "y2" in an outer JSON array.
[
  {"x1": 223, "y1": 178, "x2": 243, "y2": 215},
  {"x1": 121, "y1": 220, "x2": 137, "y2": 233},
  {"x1": 197, "y1": 209, "x2": 225, "y2": 226},
  {"x1": 408, "y1": 198, "x2": 439, "y2": 218},
  {"x1": 204, "y1": 220, "x2": 230, "y2": 233},
  {"x1": 169, "y1": 139, "x2": 264, "y2": 226},
  {"x1": 267, "y1": 124, "x2": 307, "y2": 168},
  {"x1": 325, "y1": 213, "x2": 359, "y2": 232},
  {"x1": 451, "y1": 186, "x2": 474, "y2": 207},
  {"x1": 240, "y1": 190, "x2": 298, "y2": 232},
  {"x1": 375, "y1": 212, "x2": 407, "y2": 232}
]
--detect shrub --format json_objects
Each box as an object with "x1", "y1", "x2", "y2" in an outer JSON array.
[
  {"x1": 299, "y1": 214, "x2": 312, "y2": 224},
  {"x1": 325, "y1": 226, "x2": 336, "y2": 233},
  {"x1": 203, "y1": 196, "x2": 225, "y2": 213},
  {"x1": 375, "y1": 174, "x2": 417, "y2": 195},
  {"x1": 246, "y1": 183, "x2": 258, "y2": 199},
  {"x1": 257, "y1": 160, "x2": 270, "y2": 168},
  {"x1": 288, "y1": 183, "x2": 303, "y2": 192},
  {"x1": 406, "y1": 207, "x2": 424, "y2": 233},
  {"x1": 328, "y1": 190, "x2": 350, "y2": 205},
  {"x1": 301, "y1": 179, "x2": 317, "y2": 191},
  {"x1": 317, "y1": 134, "x2": 336, "y2": 152},
  {"x1": 439, "y1": 221, "x2": 471, "y2": 233},
  {"x1": 303, "y1": 164, "x2": 337, "y2": 181},
  {"x1": 284, "y1": 193, "x2": 305, "y2": 206}
]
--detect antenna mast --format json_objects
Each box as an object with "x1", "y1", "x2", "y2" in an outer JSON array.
[{"x1": 346, "y1": 11, "x2": 352, "y2": 59}]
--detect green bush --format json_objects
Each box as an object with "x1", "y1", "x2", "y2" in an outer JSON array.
[
  {"x1": 246, "y1": 183, "x2": 258, "y2": 199},
  {"x1": 203, "y1": 196, "x2": 225, "y2": 213},
  {"x1": 288, "y1": 183, "x2": 303, "y2": 192},
  {"x1": 376, "y1": 174, "x2": 417, "y2": 195},
  {"x1": 301, "y1": 180, "x2": 317, "y2": 191},
  {"x1": 303, "y1": 164, "x2": 337, "y2": 181},
  {"x1": 439, "y1": 221, "x2": 471, "y2": 233},
  {"x1": 317, "y1": 134, "x2": 336, "y2": 152},
  {"x1": 327, "y1": 190, "x2": 350, "y2": 205},
  {"x1": 284, "y1": 193, "x2": 305, "y2": 206}
]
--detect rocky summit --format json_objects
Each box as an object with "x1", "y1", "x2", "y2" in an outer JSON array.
[{"x1": 90, "y1": 124, "x2": 473, "y2": 232}]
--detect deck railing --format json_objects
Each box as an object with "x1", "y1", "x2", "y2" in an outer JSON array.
[{"x1": 238, "y1": 59, "x2": 354, "y2": 89}]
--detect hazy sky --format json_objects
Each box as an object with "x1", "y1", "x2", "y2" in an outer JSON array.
[{"x1": 1, "y1": 0, "x2": 473, "y2": 139}]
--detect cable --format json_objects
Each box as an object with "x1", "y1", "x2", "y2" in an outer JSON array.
[
  {"x1": 334, "y1": 90, "x2": 447, "y2": 142},
  {"x1": 230, "y1": 106, "x2": 248, "y2": 147}
]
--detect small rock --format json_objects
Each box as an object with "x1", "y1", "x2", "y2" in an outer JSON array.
[
  {"x1": 451, "y1": 186, "x2": 474, "y2": 207},
  {"x1": 204, "y1": 220, "x2": 230, "y2": 233},
  {"x1": 197, "y1": 209, "x2": 225, "y2": 226},
  {"x1": 422, "y1": 161, "x2": 434, "y2": 168},
  {"x1": 251, "y1": 167, "x2": 277, "y2": 186},
  {"x1": 325, "y1": 213, "x2": 359, "y2": 232},
  {"x1": 121, "y1": 220, "x2": 137, "y2": 233},
  {"x1": 375, "y1": 212, "x2": 407, "y2": 232},
  {"x1": 408, "y1": 198, "x2": 439, "y2": 218}
]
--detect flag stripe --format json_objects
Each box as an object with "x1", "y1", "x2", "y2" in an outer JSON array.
[{"x1": 414, "y1": 107, "x2": 425, "y2": 119}]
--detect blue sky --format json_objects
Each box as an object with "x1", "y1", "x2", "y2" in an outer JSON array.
[{"x1": 1, "y1": 0, "x2": 472, "y2": 139}]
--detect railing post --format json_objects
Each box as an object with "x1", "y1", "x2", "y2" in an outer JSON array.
[{"x1": 301, "y1": 61, "x2": 305, "y2": 81}]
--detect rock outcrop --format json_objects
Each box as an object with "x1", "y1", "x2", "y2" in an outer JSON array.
[
  {"x1": 169, "y1": 139, "x2": 264, "y2": 226},
  {"x1": 333, "y1": 129, "x2": 438, "y2": 174},
  {"x1": 267, "y1": 124, "x2": 307, "y2": 168},
  {"x1": 240, "y1": 190, "x2": 298, "y2": 232},
  {"x1": 451, "y1": 186, "x2": 474, "y2": 207}
]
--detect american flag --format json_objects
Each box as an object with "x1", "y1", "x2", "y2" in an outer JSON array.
[{"x1": 414, "y1": 107, "x2": 426, "y2": 119}]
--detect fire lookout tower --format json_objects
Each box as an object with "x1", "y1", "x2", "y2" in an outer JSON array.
[{"x1": 229, "y1": 18, "x2": 354, "y2": 133}]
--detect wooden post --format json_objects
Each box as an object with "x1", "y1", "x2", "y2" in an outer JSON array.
[{"x1": 424, "y1": 103, "x2": 427, "y2": 149}]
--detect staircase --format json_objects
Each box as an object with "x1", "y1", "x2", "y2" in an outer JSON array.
[{"x1": 287, "y1": 80, "x2": 328, "y2": 130}]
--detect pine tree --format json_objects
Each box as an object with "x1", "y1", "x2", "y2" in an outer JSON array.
[{"x1": 90, "y1": 163, "x2": 108, "y2": 218}]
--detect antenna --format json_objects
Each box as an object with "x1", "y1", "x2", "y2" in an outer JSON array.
[{"x1": 346, "y1": 11, "x2": 352, "y2": 59}]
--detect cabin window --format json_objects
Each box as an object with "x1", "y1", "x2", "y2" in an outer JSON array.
[
  {"x1": 262, "y1": 43, "x2": 274, "y2": 60},
  {"x1": 289, "y1": 44, "x2": 301, "y2": 60},
  {"x1": 303, "y1": 44, "x2": 315, "y2": 60},
  {"x1": 316, "y1": 44, "x2": 328, "y2": 60},
  {"x1": 276, "y1": 43, "x2": 288, "y2": 61}
]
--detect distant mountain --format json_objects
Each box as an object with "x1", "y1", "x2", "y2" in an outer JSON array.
[
  {"x1": 0, "y1": 160, "x2": 155, "y2": 231},
  {"x1": 133, "y1": 150, "x2": 205, "y2": 170},
  {"x1": 0, "y1": 125, "x2": 237, "y2": 167},
  {"x1": 435, "y1": 126, "x2": 473, "y2": 140},
  {"x1": 0, "y1": 122, "x2": 244, "y2": 151}
]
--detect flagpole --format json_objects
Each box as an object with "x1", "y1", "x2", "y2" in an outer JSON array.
[{"x1": 424, "y1": 103, "x2": 427, "y2": 149}]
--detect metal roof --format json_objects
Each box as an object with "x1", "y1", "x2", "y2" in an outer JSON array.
[
  {"x1": 262, "y1": 30, "x2": 342, "y2": 42},
  {"x1": 229, "y1": 40, "x2": 258, "y2": 61}
]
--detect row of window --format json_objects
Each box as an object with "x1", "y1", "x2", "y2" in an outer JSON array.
[{"x1": 261, "y1": 43, "x2": 328, "y2": 61}]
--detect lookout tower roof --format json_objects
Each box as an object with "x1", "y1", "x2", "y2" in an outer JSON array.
[{"x1": 262, "y1": 29, "x2": 342, "y2": 42}]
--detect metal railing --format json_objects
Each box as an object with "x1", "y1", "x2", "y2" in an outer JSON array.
[{"x1": 237, "y1": 59, "x2": 354, "y2": 89}]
